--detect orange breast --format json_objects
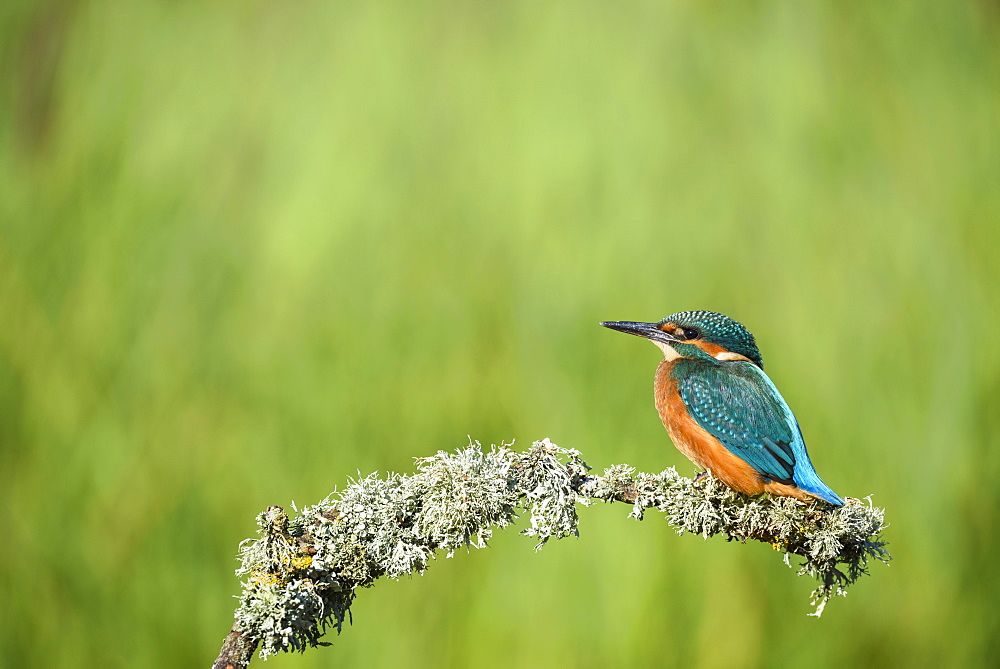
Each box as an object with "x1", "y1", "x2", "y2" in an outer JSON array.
[{"x1": 653, "y1": 360, "x2": 812, "y2": 501}]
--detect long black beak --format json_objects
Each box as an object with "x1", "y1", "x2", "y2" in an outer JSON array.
[{"x1": 600, "y1": 320, "x2": 679, "y2": 345}]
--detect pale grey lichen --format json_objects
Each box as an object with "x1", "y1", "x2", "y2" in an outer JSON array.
[
  {"x1": 517, "y1": 439, "x2": 592, "y2": 548},
  {"x1": 227, "y1": 439, "x2": 889, "y2": 660},
  {"x1": 408, "y1": 444, "x2": 521, "y2": 555},
  {"x1": 583, "y1": 464, "x2": 890, "y2": 616}
]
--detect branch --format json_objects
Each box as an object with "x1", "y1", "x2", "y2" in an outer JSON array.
[
  {"x1": 213, "y1": 439, "x2": 889, "y2": 666},
  {"x1": 212, "y1": 621, "x2": 259, "y2": 669}
]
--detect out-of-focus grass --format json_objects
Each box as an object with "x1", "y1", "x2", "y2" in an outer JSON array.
[{"x1": 2, "y1": 0, "x2": 998, "y2": 666}]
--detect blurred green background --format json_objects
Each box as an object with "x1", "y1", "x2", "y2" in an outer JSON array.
[{"x1": 2, "y1": 0, "x2": 999, "y2": 666}]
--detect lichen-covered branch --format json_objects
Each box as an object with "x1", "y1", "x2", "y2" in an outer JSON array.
[{"x1": 214, "y1": 439, "x2": 889, "y2": 666}]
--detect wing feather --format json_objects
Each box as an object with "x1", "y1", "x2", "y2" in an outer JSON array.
[{"x1": 678, "y1": 362, "x2": 799, "y2": 484}]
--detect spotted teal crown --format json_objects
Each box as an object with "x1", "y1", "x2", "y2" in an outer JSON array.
[{"x1": 662, "y1": 311, "x2": 764, "y2": 368}]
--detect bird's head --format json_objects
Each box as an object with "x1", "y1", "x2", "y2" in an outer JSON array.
[{"x1": 601, "y1": 310, "x2": 764, "y2": 368}]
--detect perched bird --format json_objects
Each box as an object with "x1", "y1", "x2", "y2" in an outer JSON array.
[{"x1": 601, "y1": 310, "x2": 843, "y2": 506}]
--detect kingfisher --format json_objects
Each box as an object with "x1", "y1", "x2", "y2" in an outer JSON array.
[{"x1": 601, "y1": 310, "x2": 843, "y2": 506}]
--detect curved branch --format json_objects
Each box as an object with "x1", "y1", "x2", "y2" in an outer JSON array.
[{"x1": 213, "y1": 439, "x2": 889, "y2": 666}]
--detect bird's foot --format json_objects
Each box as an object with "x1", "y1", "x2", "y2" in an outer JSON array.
[{"x1": 694, "y1": 471, "x2": 711, "y2": 483}]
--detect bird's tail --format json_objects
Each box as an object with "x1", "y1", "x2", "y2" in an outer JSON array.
[{"x1": 794, "y1": 465, "x2": 844, "y2": 506}]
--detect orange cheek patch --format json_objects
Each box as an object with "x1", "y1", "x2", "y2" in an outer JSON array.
[
  {"x1": 688, "y1": 340, "x2": 753, "y2": 363},
  {"x1": 690, "y1": 340, "x2": 725, "y2": 355}
]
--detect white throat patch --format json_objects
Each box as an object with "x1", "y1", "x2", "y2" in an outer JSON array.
[{"x1": 653, "y1": 340, "x2": 681, "y2": 360}]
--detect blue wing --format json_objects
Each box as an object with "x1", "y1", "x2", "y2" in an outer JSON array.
[{"x1": 676, "y1": 360, "x2": 843, "y2": 506}]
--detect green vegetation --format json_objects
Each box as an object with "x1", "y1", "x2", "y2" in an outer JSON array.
[{"x1": 2, "y1": 1, "x2": 998, "y2": 666}]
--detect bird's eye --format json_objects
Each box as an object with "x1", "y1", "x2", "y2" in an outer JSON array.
[{"x1": 682, "y1": 327, "x2": 700, "y2": 340}]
